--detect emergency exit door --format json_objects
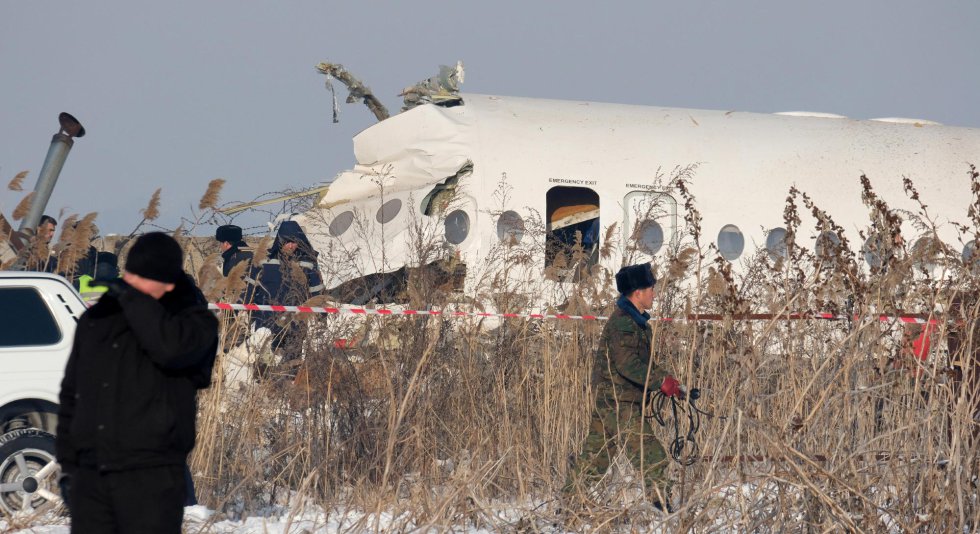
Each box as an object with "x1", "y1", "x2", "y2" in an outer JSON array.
[{"x1": 622, "y1": 190, "x2": 677, "y2": 263}]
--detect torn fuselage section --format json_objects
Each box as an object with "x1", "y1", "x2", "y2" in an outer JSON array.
[
  {"x1": 304, "y1": 171, "x2": 473, "y2": 305},
  {"x1": 326, "y1": 259, "x2": 467, "y2": 306},
  {"x1": 296, "y1": 104, "x2": 478, "y2": 305}
]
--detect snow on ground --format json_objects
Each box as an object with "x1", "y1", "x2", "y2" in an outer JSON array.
[
  {"x1": 2, "y1": 501, "x2": 672, "y2": 533},
  {"x1": 7, "y1": 480, "x2": 971, "y2": 532}
]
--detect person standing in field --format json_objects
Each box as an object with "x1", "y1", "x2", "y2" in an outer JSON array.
[
  {"x1": 76, "y1": 251, "x2": 120, "y2": 303},
  {"x1": 24, "y1": 214, "x2": 58, "y2": 272},
  {"x1": 37, "y1": 214, "x2": 58, "y2": 244},
  {"x1": 55, "y1": 220, "x2": 105, "y2": 288},
  {"x1": 215, "y1": 224, "x2": 256, "y2": 302},
  {"x1": 215, "y1": 224, "x2": 253, "y2": 277},
  {"x1": 56, "y1": 232, "x2": 218, "y2": 533},
  {"x1": 569, "y1": 263, "x2": 683, "y2": 512},
  {"x1": 250, "y1": 220, "x2": 324, "y2": 375}
]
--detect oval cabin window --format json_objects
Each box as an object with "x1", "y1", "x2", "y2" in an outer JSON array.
[
  {"x1": 963, "y1": 240, "x2": 977, "y2": 266},
  {"x1": 445, "y1": 210, "x2": 470, "y2": 245},
  {"x1": 717, "y1": 224, "x2": 744, "y2": 261},
  {"x1": 634, "y1": 219, "x2": 664, "y2": 255},
  {"x1": 766, "y1": 227, "x2": 788, "y2": 261},
  {"x1": 815, "y1": 231, "x2": 842, "y2": 259},
  {"x1": 376, "y1": 199, "x2": 402, "y2": 224},
  {"x1": 863, "y1": 233, "x2": 898, "y2": 269},
  {"x1": 328, "y1": 211, "x2": 355, "y2": 237},
  {"x1": 496, "y1": 210, "x2": 525, "y2": 245},
  {"x1": 912, "y1": 236, "x2": 941, "y2": 270}
]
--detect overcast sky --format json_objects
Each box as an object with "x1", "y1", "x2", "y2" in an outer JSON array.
[{"x1": 2, "y1": 1, "x2": 978, "y2": 234}]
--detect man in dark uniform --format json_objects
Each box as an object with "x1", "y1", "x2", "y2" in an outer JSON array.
[
  {"x1": 569, "y1": 263, "x2": 682, "y2": 511},
  {"x1": 215, "y1": 224, "x2": 253, "y2": 277},
  {"x1": 250, "y1": 220, "x2": 324, "y2": 372},
  {"x1": 56, "y1": 232, "x2": 218, "y2": 533}
]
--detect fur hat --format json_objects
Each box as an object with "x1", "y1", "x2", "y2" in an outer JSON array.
[
  {"x1": 615, "y1": 263, "x2": 656, "y2": 295},
  {"x1": 125, "y1": 232, "x2": 184, "y2": 284},
  {"x1": 215, "y1": 224, "x2": 244, "y2": 245}
]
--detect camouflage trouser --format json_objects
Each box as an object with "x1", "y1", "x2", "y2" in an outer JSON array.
[{"x1": 568, "y1": 397, "x2": 669, "y2": 502}]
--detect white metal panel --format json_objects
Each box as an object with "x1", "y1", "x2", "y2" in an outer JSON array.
[{"x1": 306, "y1": 93, "x2": 980, "y2": 294}]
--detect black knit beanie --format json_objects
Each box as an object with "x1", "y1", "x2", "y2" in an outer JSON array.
[
  {"x1": 125, "y1": 232, "x2": 184, "y2": 284},
  {"x1": 615, "y1": 263, "x2": 657, "y2": 295}
]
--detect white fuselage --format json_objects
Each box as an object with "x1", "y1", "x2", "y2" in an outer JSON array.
[{"x1": 294, "y1": 94, "x2": 980, "y2": 301}]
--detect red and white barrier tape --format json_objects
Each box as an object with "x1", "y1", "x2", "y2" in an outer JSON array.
[
  {"x1": 207, "y1": 302, "x2": 943, "y2": 325},
  {"x1": 208, "y1": 302, "x2": 605, "y2": 321}
]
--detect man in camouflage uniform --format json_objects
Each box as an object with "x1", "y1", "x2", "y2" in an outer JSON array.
[{"x1": 570, "y1": 263, "x2": 683, "y2": 510}]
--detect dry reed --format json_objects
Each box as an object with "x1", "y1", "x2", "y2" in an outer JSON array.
[
  {"x1": 7, "y1": 170, "x2": 28, "y2": 191},
  {"x1": 12, "y1": 192, "x2": 34, "y2": 220},
  {"x1": 180, "y1": 171, "x2": 978, "y2": 532},
  {"x1": 3, "y1": 169, "x2": 977, "y2": 532},
  {"x1": 141, "y1": 188, "x2": 162, "y2": 221},
  {"x1": 199, "y1": 179, "x2": 226, "y2": 211}
]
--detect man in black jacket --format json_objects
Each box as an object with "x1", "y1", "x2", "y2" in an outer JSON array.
[
  {"x1": 215, "y1": 224, "x2": 253, "y2": 277},
  {"x1": 56, "y1": 232, "x2": 218, "y2": 534}
]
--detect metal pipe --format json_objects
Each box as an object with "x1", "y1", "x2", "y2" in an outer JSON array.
[{"x1": 18, "y1": 112, "x2": 86, "y2": 233}]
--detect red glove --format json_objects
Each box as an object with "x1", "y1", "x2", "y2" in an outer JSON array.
[{"x1": 660, "y1": 375, "x2": 682, "y2": 398}]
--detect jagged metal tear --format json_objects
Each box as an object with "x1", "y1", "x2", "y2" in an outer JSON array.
[{"x1": 324, "y1": 75, "x2": 340, "y2": 124}]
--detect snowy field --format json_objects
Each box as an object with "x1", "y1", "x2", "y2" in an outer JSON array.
[
  {"x1": 3, "y1": 480, "x2": 953, "y2": 533},
  {"x1": 3, "y1": 502, "x2": 666, "y2": 534}
]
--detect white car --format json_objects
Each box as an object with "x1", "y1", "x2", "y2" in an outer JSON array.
[{"x1": 0, "y1": 272, "x2": 85, "y2": 515}]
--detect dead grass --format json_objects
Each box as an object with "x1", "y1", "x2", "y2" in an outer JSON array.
[
  {"x1": 181, "y1": 170, "x2": 980, "y2": 532},
  {"x1": 6, "y1": 170, "x2": 28, "y2": 192},
  {"x1": 2, "y1": 169, "x2": 977, "y2": 532}
]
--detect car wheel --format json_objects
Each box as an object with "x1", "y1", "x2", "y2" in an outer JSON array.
[{"x1": 0, "y1": 428, "x2": 61, "y2": 515}]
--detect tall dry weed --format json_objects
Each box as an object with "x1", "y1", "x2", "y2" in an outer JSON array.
[
  {"x1": 54, "y1": 213, "x2": 99, "y2": 278},
  {"x1": 141, "y1": 188, "x2": 162, "y2": 221},
  {"x1": 126, "y1": 170, "x2": 980, "y2": 531},
  {"x1": 199, "y1": 178, "x2": 226, "y2": 211},
  {"x1": 7, "y1": 170, "x2": 28, "y2": 191},
  {"x1": 12, "y1": 192, "x2": 34, "y2": 221}
]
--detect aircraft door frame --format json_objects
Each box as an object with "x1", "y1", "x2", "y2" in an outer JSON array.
[{"x1": 622, "y1": 190, "x2": 678, "y2": 263}]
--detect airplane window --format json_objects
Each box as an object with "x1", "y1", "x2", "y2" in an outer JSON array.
[
  {"x1": 963, "y1": 240, "x2": 977, "y2": 266},
  {"x1": 912, "y1": 236, "x2": 941, "y2": 269},
  {"x1": 815, "y1": 231, "x2": 842, "y2": 259},
  {"x1": 496, "y1": 210, "x2": 525, "y2": 245},
  {"x1": 766, "y1": 227, "x2": 788, "y2": 261},
  {"x1": 634, "y1": 219, "x2": 664, "y2": 255},
  {"x1": 328, "y1": 211, "x2": 355, "y2": 237},
  {"x1": 862, "y1": 233, "x2": 898, "y2": 269},
  {"x1": 445, "y1": 210, "x2": 470, "y2": 244},
  {"x1": 376, "y1": 199, "x2": 402, "y2": 224},
  {"x1": 717, "y1": 224, "x2": 744, "y2": 261}
]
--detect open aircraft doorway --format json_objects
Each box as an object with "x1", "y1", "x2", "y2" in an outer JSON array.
[{"x1": 546, "y1": 186, "x2": 600, "y2": 281}]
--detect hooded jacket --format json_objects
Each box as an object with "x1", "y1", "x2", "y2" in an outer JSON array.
[
  {"x1": 252, "y1": 221, "x2": 324, "y2": 307},
  {"x1": 56, "y1": 273, "x2": 218, "y2": 473}
]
